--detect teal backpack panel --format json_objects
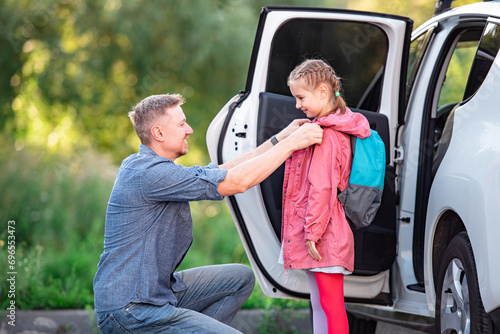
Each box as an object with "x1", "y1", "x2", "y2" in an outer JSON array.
[
  {"x1": 349, "y1": 130, "x2": 385, "y2": 189},
  {"x1": 338, "y1": 129, "x2": 386, "y2": 230}
]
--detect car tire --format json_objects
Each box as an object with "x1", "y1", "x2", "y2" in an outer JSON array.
[
  {"x1": 348, "y1": 312, "x2": 377, "y2": 334},
  {"x1": 435, "y1": 231, "x2": 494, "y2": 333}
]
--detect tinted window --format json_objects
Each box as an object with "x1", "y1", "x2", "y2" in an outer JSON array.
[
  {"x1": 407, "y1": 27, "x2": 435, "y2": 103},
  {"x1": 464, "y1": 22, "x2": 500, "y2": 100},
  {"x1": 266, "y1": 19, "x2": 388, "y2": 112},
  {"x1": 437, "y1": 30, "x2": 481, "y2": 108}
]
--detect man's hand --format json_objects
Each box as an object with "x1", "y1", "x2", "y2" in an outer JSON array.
[
  {"x1": 218, "y1": 119, "x2": 322, "y2": 197},
  {"x1": 285, "y1": 122, "x2": 323, "y2": 150},
  {"x1": 306, "y1": 240, "x2": 322, "y2": 261},
  {"x1": 277, "y1": 119, "x2": 311, "y2": 141}
]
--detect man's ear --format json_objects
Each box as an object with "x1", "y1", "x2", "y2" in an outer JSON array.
[{"x1": 150, "y1": 125, "x2": 164, "y2": 142}]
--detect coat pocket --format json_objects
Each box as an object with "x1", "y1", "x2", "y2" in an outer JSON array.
[{"x1": 295, "y1": 206, "x2": 306, "y2": 219}]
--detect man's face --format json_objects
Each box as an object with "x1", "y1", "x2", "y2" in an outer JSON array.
[{"x1": 156, "y1": 105, "x2": 193, "y2": 161}]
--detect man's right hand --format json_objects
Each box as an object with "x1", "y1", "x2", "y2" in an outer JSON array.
[
  {"x1": 218, "y1": 121, "x2": 322, "y2": 197},
  {"x1": 285, "y1": 122, "x2": 323, "y2": 150},
  {"x1": 276, "y1": 118, "x2": 311, "y2": 141}
]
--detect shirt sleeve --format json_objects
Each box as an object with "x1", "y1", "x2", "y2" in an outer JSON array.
[
  {"x1": 304, "y1": 132, "x2": 341, "y2": 242},
  {"x1": 141, "y1": 162, "x2": 228, "y2": 202}
]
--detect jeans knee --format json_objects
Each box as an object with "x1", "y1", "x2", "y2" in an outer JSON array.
[
  {"x1": 243, "y1": 265, "x2": 256, "y2": 288},
  {"x1": 232, "y1": 264, "x2": 255, "y2": 290}
]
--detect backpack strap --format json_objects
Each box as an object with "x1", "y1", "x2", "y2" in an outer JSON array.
[{"x1": 349, "y1": 135, "x2": 356, "y2": 157}]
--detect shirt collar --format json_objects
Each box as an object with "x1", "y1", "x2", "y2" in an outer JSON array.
[{"x1": 139, "y1": 144, "x2": 158, "y2": 156}]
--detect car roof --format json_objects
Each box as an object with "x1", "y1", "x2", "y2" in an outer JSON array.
[{"x1": 413, "y1": 1, "x2": 500, "y2": 36}]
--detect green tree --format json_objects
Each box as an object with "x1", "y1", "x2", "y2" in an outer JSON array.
[{"x1": 1, "y1": 0, "x2": 335, "y2": 163}]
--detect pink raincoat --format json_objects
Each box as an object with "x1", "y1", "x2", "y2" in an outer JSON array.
[{"x1": 281, "y1": 108, "x2": 371, "y2": 272}]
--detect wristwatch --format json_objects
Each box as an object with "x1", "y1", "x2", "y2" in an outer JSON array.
[{"x1": 270, "y1": 134, "x2": 279, "y2": 146}]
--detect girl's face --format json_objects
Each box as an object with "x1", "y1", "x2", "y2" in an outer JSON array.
[{"x1": 289, "y1": 79, "x2": 331, "y2": 119}]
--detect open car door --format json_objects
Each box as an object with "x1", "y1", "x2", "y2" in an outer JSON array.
[{"x1": 207, "y1": 6, "x2": 412, "y2": 305}]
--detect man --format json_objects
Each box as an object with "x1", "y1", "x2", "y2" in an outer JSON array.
[{"x1": 93, "y1": 94, "x2": 323, "y2": 333}]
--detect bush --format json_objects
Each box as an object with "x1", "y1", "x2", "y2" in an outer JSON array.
[{"x1": 0, "y1": 146, "x2": 113, "y2": 310}]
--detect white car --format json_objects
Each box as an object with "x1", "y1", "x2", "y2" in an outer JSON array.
[{"x1": 206, "y1": 2, "x2": 500, "y2": 333}]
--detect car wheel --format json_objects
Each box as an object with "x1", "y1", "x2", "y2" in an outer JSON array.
[{"x1": 435, "y1": 232, "x2": 494, "y2": 333}]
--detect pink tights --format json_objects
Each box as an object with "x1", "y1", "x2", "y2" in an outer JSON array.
[{"x1": 306, "y1": 271, "x2": 349, "y2": 334}]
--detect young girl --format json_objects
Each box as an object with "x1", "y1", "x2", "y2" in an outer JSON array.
[{"x1": 280, "y1": 59, "x2": 371, "y2": 333}]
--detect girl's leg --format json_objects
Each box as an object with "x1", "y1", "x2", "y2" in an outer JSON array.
[
  {"x1": 314, "y1": 272, "x2": 349, "y2": 334},
  {"x1": 305, "y1": 270, "x2": 328, "y2": 334}
]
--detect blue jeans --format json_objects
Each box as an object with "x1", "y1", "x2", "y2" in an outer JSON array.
[{"x1": 96, "y1": 264, "x2": 255, "y2": 333}]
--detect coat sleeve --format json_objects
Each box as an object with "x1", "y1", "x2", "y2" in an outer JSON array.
[{"x1": 304, "y1": 131, "x2": 342, "y2": 242}]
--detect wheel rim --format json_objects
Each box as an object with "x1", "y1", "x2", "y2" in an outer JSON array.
[{"x1": 440, "y1": 258, "x2": 471, "y2": 334}]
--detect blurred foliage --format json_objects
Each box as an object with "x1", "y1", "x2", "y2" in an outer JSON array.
[
  {"x1": 0, "y1": 147, "x2": 114, "y2": 309},
  {"x1": 1, "y1": 0, "x2": 340, "y2": 164}
]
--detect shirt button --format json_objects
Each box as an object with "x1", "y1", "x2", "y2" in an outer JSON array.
[
  {"x1": 291, "y1": 203, "x2": 294, "y2": 205},
  {"x1": 298, "y1": 164, "x2": 301, "y2": 167},
  {"x1": 287, "y1": 240, "x2": 290, "y2": 243}
]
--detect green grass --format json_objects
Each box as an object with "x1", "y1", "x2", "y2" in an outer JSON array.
[{"x1": 0, "y1": 145, "x2": 308, "y2": 311}]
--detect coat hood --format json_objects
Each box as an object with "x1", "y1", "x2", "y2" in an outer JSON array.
[{"x1": 313, "y1": 107, "x2": 371, "y2": 139}]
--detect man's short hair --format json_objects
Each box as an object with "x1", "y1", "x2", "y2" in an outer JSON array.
[{"x1": 128, "y1": 94, "x2": 185, "y2": 144}]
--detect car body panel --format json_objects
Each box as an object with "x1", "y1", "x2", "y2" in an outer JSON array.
[{"x1": 424, "y1": 52, "x2": 500, "y2": 313}]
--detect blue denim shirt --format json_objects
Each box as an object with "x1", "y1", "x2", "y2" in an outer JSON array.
[{"x1": 93, "y1": 144, "x2": 227, "y2": 312}]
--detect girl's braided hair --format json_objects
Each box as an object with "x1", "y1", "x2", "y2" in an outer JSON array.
[{"x1": 287, "y1": 59, "x2": 346, "y2": 115}]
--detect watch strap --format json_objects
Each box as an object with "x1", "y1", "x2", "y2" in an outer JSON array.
[{"x1": 270, "y1": 134, "x2": 279, "y2": 146}]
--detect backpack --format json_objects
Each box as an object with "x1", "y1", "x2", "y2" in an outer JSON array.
[{"x1": 337, "y1": 129, "x2": 386, "y2": 230}]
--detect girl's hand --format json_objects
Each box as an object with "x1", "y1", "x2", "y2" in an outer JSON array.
[{"x1": 306, "y1": 240, "x2": 322, "y2": 261}]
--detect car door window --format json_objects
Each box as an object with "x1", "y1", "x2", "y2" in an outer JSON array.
[
  {"x1": 432, "y1": 28, "x2": 482, "y2": 153},
  {"x1": 266, "y1": 19, "x2": 388, "y2": 112},
  {"x1": 407, "y1": 26, "x2": 436, "y2": 104},
  {"x1": 464, "y1": 21, "x2": 500, "y2": 100},
  {"x1": 437, "y1": 30, "x2": 480, "y2": 109}
]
